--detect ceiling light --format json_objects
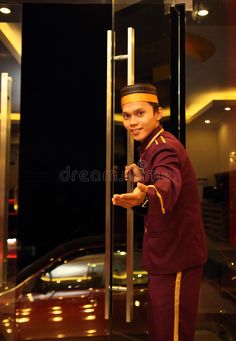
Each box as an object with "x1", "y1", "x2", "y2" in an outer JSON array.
[
  {"x1": 204, "y1": 119, "x2": 211, "y2": 124},
  {"x1": 224, "y1": 107, "x2": 231, "y2": 111},
  {"x1": 0, "y1": 7, "x2": 11, "y2": 14},
  {"x1": 197, "y1": 9, "x2": 209, "y2": 16}
]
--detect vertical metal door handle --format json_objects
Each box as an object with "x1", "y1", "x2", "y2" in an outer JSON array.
[
  {"x1": 0, "y1": 73, "x2": 12, "y2": 287},
  {"x1": 105, "y1": 30, "x2": 112, "y2": 320},
  {"x1": 105, "y1": 27, "x2": 135, "y2": 323},
  {"x1": 126, "y1": 27, "x2": 135, "y2": 323}
]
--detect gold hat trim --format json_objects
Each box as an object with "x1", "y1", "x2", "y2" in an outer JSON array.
[{"x1": 121, "y1": 93, "x2": 158, "y2": 106}]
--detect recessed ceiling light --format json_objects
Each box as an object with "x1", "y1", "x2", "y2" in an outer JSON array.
[
  {"x1": 0, "y1": 7, "x2": 11, "y2": 14},
  {"x1": 197, "y1": 9, "x2": 209, "y2": 16},
  {"x1": 204, "y1": 119, "x2": 211, "y2": 124},
  {"x1": 224, "y1": 107, "x2": 231, "y2": 111}
]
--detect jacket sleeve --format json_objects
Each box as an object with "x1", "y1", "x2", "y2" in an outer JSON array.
[{"x1": 146, "y1": 146, "x2": 182, "y2": 215}]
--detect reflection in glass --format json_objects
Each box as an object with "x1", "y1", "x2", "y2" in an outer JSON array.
[
  {"x1": 0, "y1": 4, "x2": 21, "y2": 289},
  {"x1": 186, "y1": 1, "x2": 236, "y2": 339}
]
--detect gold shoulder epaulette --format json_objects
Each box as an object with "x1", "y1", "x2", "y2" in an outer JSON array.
[
  {"x1": 145, "y1": 128, "x2": 164, "y2": 150},
  {"x1": 155, "y1": 134, "x2": 166, "y2": 145}
]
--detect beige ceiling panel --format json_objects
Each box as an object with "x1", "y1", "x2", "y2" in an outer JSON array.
[{"x1": 0, "y1": 23, "x2": 21, "y2": 64}]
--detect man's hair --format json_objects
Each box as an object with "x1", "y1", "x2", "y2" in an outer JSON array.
[{"x1": 149, "y1": 102, "x2": 159, "y2": 113}]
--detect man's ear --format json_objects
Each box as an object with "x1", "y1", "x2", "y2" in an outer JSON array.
[{"x1": 155, "y1": 107, "x2": 163, "y2": 121}]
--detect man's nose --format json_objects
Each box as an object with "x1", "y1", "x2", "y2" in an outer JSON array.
[{"x1": 129, "y1": 116, "x2": 138, "y2": 126}]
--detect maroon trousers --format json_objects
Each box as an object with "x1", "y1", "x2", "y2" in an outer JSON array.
[{"x1": 148, "y1": 265, "x2": 204, "y2": 341}]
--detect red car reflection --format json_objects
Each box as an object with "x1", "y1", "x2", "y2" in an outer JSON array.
[
  {"x1": 0, "y1": 235, "x2": 236, "y2": 341},
  {"x1": 0, "y1": 237, "x2": 147, "y2": 340}
]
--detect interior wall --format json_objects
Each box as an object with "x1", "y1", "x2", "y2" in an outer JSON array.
[
  {"x1": 217, "y1": 112, "x2": 236, "y2": 172},
  {"x1": 187, "y1": 110, "x2": 236, "y2": 189},
  {"x1": 186, "y1": 127, "x2": 218, "y2": 185}
]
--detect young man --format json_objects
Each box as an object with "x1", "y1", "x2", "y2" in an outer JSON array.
[{"x1": 112, "y1": 83, "x2": 207, "y2": 341}]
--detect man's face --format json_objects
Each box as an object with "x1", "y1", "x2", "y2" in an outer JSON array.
[{"x1": 122, "y1": 101, "x2": 163, "y2": 142}]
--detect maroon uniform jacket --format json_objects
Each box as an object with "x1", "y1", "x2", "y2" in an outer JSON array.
[{"x1": 139, "y1": 126, "x2": 207, "y2": 274}]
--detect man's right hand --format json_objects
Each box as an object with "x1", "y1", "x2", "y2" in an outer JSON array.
[
  {"x1": 125, "y1": 163, "x2": 143, "y2": 183},
  {"x1": 112, "y1": 182, "x2": 147, "y2": 208}
]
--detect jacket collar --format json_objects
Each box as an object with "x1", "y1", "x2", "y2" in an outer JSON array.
[{"x1": 137, "y1": 125, "x2": 164, "y2": 153}]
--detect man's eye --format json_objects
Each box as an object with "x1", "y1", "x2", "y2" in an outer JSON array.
[
  {"x1": 137, "y1": 112, "x2": 144, "y2": 117},
  {"x1": 123, "y1": 114, "x2": 130, "y2": 120}
]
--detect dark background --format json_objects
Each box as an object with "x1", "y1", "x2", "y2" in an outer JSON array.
[{"x1": 19, "y1": 4, "x2": 111, "y2": 268}]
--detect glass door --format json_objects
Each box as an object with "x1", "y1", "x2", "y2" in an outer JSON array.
[
  {"x1": 0, "y1": 4, "x2": 21, "y2": 341},
  {"x1": 108, "y1": 0, "x2": 236, "y2": 340},
  {"x1": 186, "y1": 1, "x2": 236, "y2": 339},
  {"x1": 106, "y1": 1, "x2": 177, "y2": 339}
]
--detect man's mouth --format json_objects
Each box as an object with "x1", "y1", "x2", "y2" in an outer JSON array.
[{"x1": 130, "y1": 128, "x2": 142, "y2": 135}]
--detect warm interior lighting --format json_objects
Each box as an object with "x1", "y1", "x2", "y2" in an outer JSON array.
[
  {"x1": 224, "y1": 107, "x2": 231, "y2": 111},
  {"x1": 0, "y1": 7, "x2": 11, "y2": 14},
  {"x1": 197, "y1": 9, "x2": 209, "y2": 16},
  {"x1": 7, "y1": 238, "x2": 17, "y2": 244},
  {"x1": 86, "y1": 330, "x2": 96, "y2": 334},
  {"x1": 186, "y1": 89, "x2": 236, "y2": 122},
  {"x1": 15, "y1": 317, "x2": 30, "y2": 323},
  {"x1": 83, "y1": 315, "x2": 96, "y2": 321},
  {"x1": 49, "y1": 316, "x2": 63, "y2": 322},
  {"x1": 204, "y1": 119, "x2": 211, "y2": 124}
]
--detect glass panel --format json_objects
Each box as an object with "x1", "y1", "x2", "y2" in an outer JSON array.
[
  {"x1": 0, "y1": 243, "x2": 147, "y2": 340},
  {"x1": 0, "y1": 3, "x2": 21, "y2": 288},
  {"x1": 186, "y1": 1, "x2": 236, "y2": 339},
  {"x1": 112, "y1": 1, "x2": 172, "y2": 339},
  {"x1": 3, "y1": 4, "x2": 111, "y2": 340},
  {"x1": 12, "y1": 247, "x2": 107, "y2": 340},
  {"x1": 0, "y1": 5, "x2": 21, "y2": 341}
]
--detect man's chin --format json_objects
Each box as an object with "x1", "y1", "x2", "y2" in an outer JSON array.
[
  {"x1": 129, "y1": 131, "x2": 145, "y2": 141},
  {"x1": 133, "y1": 135, "x2": 144, "y2": 142}
]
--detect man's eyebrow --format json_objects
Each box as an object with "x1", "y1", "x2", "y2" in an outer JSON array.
[{"x1": 122, "y1": 108, "x2": 144, "y2": 115}]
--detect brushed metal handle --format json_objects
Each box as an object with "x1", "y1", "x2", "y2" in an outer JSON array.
[
  {"x1": 105, "y1": 30, "x2": 113, "y2": 320},
  {"x1": 105, "y1": 27, "x2": 135, "y2": 323},
  {"x1": 0, "y1": 73, "x2": 12, "y2": 287},
  {"x1": 126, "y1": 27, "x2": 135, "y2": 323}
]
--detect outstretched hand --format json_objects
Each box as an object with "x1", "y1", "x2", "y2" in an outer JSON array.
[{"x1": 112, "y1": 182, "x2": 148, "y2": 208}]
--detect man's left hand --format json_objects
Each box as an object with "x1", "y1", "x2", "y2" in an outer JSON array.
[{"x1": 112, "y1": 182, "x2": 148, "y2": 208}]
